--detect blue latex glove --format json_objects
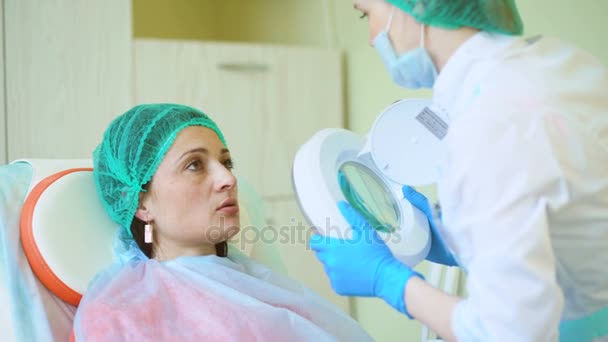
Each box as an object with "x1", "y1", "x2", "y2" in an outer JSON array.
[
  {"x1": 402, "y1": 186, "x2": 458, "y2": 266},
  {"x1": 309, "y1": 201, "x2": 423, "y2": 318}
]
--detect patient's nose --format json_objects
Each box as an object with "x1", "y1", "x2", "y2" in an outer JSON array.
[{"x1": 213, "y1": 162, "x2": 236, "y2": 192}]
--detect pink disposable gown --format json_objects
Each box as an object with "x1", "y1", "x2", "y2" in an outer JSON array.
[{"x1": 72, "y1": 234, "x2": 372, "y2": 342}]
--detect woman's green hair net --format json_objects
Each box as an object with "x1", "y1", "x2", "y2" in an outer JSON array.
[
  {"x1": 93, "y1": 103, "x2": 227, "y2": 233},
  {"x1": 385, "y1": 0, "x2": 524, "y2": 35}
]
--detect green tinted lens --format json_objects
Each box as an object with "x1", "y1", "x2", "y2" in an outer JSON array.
[{"x1": 338, "y1": 162, "x2": 400, "y2": 233}]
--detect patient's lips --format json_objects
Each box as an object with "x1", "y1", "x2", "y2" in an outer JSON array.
[{"x1": 217, "y1": 198, "x2": 239, "y2": 215}]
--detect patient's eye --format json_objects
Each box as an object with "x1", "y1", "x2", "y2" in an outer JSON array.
[
  {"x1": 359, "y1": 12, "x2": 368, "y2": 19},
  {"x1": 223, "y1": 158, "x2": 234, "y2": 171},
  {"x1": 186, "y1": 159, "x2": 204, "y2": 171}
]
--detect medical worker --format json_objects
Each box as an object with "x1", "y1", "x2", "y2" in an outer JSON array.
[{"x1": 309, "y1": 0, "x2": 608, "y2": 340}]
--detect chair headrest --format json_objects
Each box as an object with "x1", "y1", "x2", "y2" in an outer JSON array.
[{"x1": 18, "y1": 159, "x2": 117, "y2": 306}]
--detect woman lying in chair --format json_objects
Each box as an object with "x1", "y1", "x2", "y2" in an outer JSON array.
[{"x1": 72, "y1": 103, "x2": 371, "y2": 341}]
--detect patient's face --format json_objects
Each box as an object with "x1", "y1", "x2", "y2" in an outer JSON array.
[{"x1": 138, "y1": 126, "x2": 240, "y2": 256}]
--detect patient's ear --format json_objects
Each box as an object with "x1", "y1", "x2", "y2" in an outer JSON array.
[
  {"x1": 135, "y1": 191, "x2": 154, "y2": 222},
  {"x1": 134, "y1": 206, "x2": 151, "y2": 223}
]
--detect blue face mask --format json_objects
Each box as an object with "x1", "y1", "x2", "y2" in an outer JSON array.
[{"x1": 373, "y1": 9, "x2": 438, "y2": 89}]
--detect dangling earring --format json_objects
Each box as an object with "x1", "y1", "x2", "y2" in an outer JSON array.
[{"x1": 144, "y1": 222, "x2": 153, "y2": 244}]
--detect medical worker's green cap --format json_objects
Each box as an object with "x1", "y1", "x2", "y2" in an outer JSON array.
[
  {"x1": 93, "y1": 103, "x2": 227, "y2": 234},
  {"x1": 385, "y1": 0, "x2": 524, "y2": 35}
]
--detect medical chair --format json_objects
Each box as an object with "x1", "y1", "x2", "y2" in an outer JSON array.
[{"x1": 0, "y1": 159, "x2": 282, "y2": 342}]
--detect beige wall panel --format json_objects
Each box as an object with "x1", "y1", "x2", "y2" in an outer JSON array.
[
  {"x1": 0, "y1": 0, "x2": 5, "y2": 164},
  {"x1": 5, "y1": 0, "x2": 132, "y2": 160},
  {"x1": 264, "y1": 198, "x2": 351, "y2": 315},
  {"x1": 134, "y1": 39, "x2": 343, "y2": 198}
]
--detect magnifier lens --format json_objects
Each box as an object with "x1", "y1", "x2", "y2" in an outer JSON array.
[{"x1": 337, "y1": 162, "x2": 400, "y2": 233}]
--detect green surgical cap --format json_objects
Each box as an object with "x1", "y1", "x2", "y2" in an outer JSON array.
[
  {"x1": 93, "y1": 103, "x2": 226, "y2": 233},
  {"x1": 385, "y1": 0, "x2": 524, "y2": 35}
]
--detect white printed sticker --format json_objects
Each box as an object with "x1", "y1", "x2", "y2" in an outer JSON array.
[{"x1": 416, "y1": 107, "x2": 448, "y2": 140}]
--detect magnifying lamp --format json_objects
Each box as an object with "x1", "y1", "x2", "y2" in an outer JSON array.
[{"x1": 292, "y1": 99, "x2": 448, "y2": 267}]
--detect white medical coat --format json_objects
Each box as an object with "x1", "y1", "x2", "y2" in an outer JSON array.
[{"x1": 433, "y1": 32, "x2": 608, "y2": 341}]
